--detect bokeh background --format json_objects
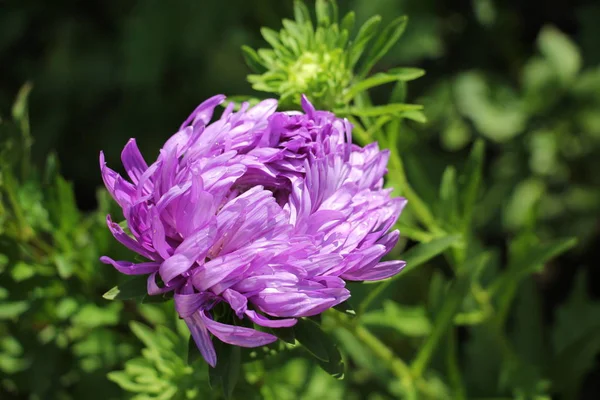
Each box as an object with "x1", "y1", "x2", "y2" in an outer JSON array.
[{"x1": 2, "y1": 0, "x2": 600, "y2": 398}]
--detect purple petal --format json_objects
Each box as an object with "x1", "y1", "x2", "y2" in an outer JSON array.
[
  {"x1": 201, "y1": 311, "x2": 277, "y2": 348},
  {"x1": 244, "y1": 310, "x2": 297, "y2": 328},
  {"x1": 342, "y1": 260, "x2": 406, "y2": 281},
  {"x1": 100, "y1": 256, "x2": 159, "y2": 275},
  {"x1": 147, "y1": 271, "x2": 183, "y2": 295},
  {"x1": 222, "y1": 289, "x2": 248, "y2": 318},
  {"x1": 106, "y1": 215, "x2": 156, "y2": 260},
  {"x1": 121, "y1": 139, "x2": 149, "y2": 186},
  {"x1": 159, "y1": 254, "x2": 195, "y2": 284},
  {"x1": 251, "y1": 286, "x2": 350, "y2": 318},
  {"x1": 174, "y1": 292, "x2": 217, "y2": 318},
  {"x1": 185, "y1": 312, "x2": 217, "y2": 367},
  {"x1": 180, "y1": 95, "x2": 226, "y2": 129}
]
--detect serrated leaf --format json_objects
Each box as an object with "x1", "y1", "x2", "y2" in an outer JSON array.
[
  {"x1": 103, "y1": 275, "x2": 148, "y2": 300},
  {"x1": 358, "y1": 16, "x2": 408, "y2": 78}
]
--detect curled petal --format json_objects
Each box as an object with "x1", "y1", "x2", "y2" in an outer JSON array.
[
  {"x1": 174, "y1": 292, "x2": 217, "y2": 318},
  {"x1": 342, "y1": 260, "x2": 406, "y2": 282},
  {"x1": 185, "y1": 312, "x2": 217, "y2": 367},
  {"x1": 244, "y1": 310, "x2": 297, "y2": 328},
  {"x1": 201, "y1": 311, "x2": 277, "y2": 348},
  {"x1": 100, "y1": 256, "x2": 159, "y2": 275},
  {"x1": 106, "y1": 215, "x2": 156, "y2": 260}
]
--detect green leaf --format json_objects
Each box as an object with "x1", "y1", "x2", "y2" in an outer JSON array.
[
  {"x1": 241, "y1": 45, "x2": 267, "y2": 74},
  {"x1": 502, "y1": 178, "x2": 546, "y2": 231},
  {"x1": 293, "y1": 0, "x2": 312, "y2": 26},
  {"x1": 0, "y1": 301, "x2": 29, "y2": 319},
  {"x1": 333, "y1": 301, "x2": 356, "y2": 318},
  {"x1": 348, "y1": 16, "x2": 381, "y2": 68},
  {"x1": 209, "y1": 342, "x2": 241, "y2": 399},
  {"x1": 358, "y1": 16, "x2": 408, "y2": 78},
  {"x1": 10, "y1": 262, "x2": 35, "y2": 282},
  {"x1": 537, "y1": 25, "x2": 581, "y2": 82},
  {"x1": 459, "y1": 139, "x2": 485, "y2": 230},
  {"x1": 315, "y1": 0, "x2": 331, "y2": 26},
  {"x1": 411, "y1": 253, "x2": 489, "y2": 376},
  {"x1": 438, "y1": 166, "x2": 459, "y2": 228},
  {"x1": 344, "y1": 68, "x2": 425, "y2": 102},
  {"x1": 294, "y1": 318, "x2": 345, "y2": 379},
  {"x1": 335, "y1": 103, "x2": 422, "y2": 118},
  {"x1": 294, "y1": 318, "x2": 330, "y2": 362},
  {"x1": 454, "y1": 71, "x2": 526, "y2": 142},
  {"x1": 11, "y1": 82, "x2": 33, "y2": 137},
  {"x1": 401, "y1": 235, "x2": 462, "y2": 275},
  {"x1": 340, "y1": 11, "x2": 355, "y2": 33},
  {"x1": 358, "y1": 234, "x2": 461, "y2": 314},
  {"x1": 362, "y1": 301, "x2": 432, "y2": 337},
  {"x1": 103, "y1": 275, "x2": 148, "y2": 300},
  {"x1": 72, "y1": 303, "x2": 121, "y2": 329},
  {"x1": 549, "y1": 270, "x2": 600, "y2": 399},
  {"x1": 492, "y1": 236, "x2": 577, "y2": 323},
  {"x1": 271, "y1": 326, "x2": 296, "y2": 344}
]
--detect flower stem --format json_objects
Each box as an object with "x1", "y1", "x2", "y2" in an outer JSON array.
[{"x1": 333, "y1": 314, "x2": 417, "y2": 398}]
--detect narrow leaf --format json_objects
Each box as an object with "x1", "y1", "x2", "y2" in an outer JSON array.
[
  {"x1": 294, "y1": 318, "x2": 330, "y2": 362},
  {"x1": 459, "y1": 139, "x2": 485, "y2": 230},
  {"x1": 335, "y1": 103, "x2": 422, "y2": 117},
  {"x1": 348, "y1": 16, "x2": 381, "y2": 67},
  {"x1": 340, "y1": 11, "x2": 355, "y2": 33},
  {"x1": 241, "y1": 45, "x2": 267, "y2": 74},
  {"x1": 344, "y1": 68, "x2": 425, "y2": 102},
  {"x1": 402, "y1": 235, "x2": 462, "y2": 275},
  {"x1": 358, "y1": 16, "x2": 408, "y2": 78},
  {"x1": 293, "y1": 0, "x2": 312, "y2": 26},
  {"x1": 209, "y1": 342, "x2": 241, "y2": 399}
]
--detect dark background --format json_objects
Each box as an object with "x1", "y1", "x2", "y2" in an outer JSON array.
[{"x1": 2, "y1": 0, "x2": 600, "y2": 398}]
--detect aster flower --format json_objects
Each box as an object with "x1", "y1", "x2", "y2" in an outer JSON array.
[{"x1": 100, "y1": 95, "x2": 406, "y2": 367}]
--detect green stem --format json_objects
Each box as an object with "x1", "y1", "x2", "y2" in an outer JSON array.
[
  {"x1": 411, "y1": 271, "x2": 472, "y2": 377},
  {"x1": 446, "y1": 328, "x2": 467, "y2": 400},
  {"x1": 334, "y1": 315, "x2": 417, "y2": 398},
  {"x1": 387, "y1": 155, "x2": 438, "y2": 233}
]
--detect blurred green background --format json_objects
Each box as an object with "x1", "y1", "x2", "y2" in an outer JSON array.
[{"x1": 2, "y1": 0, "x2": 600, "y2": 398}]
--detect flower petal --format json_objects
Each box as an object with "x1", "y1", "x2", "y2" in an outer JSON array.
[{"x1": 201, "y1": 312, "x2": 277, "y2": 348}]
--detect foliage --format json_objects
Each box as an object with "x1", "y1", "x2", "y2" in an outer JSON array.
[{"x1": 1, "y1": 0, "x2": 599, "y2": 399}]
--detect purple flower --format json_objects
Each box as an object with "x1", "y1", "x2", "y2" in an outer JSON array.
[{"x1": 100, "y1": 95, "x2": 406, "y2": 366}]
